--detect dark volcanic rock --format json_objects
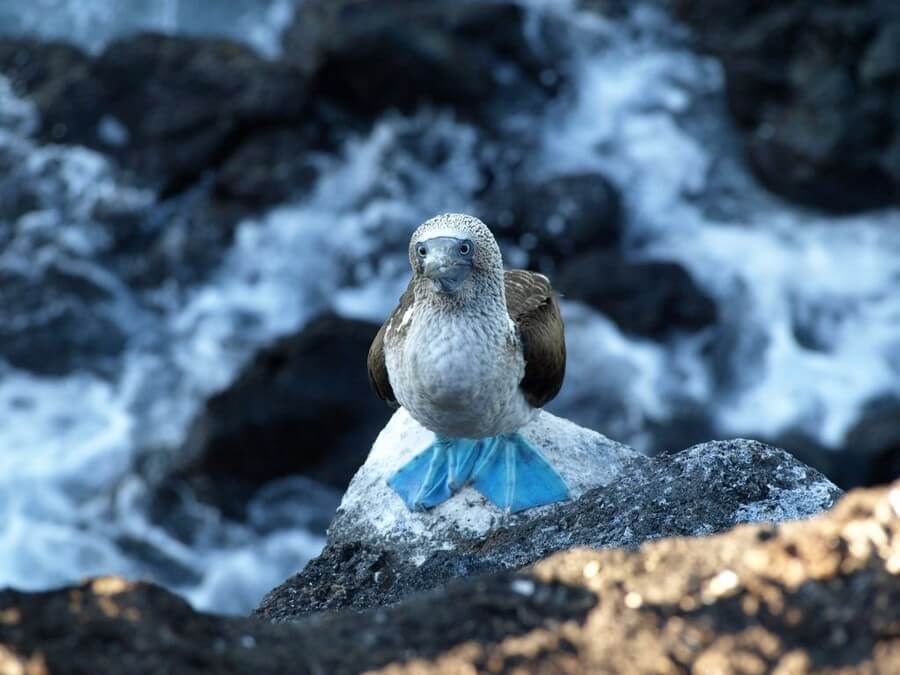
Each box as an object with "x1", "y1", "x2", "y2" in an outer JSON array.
[
  {"x1": 283, "y1": 0, "x2": 566, "y2": 122},
  {"x1": 257, "y1": 439, "x2": 840, "y2": 619},
  {"x1": 176, "y1": 313, "x2": 390, "y2": 493},
  {"x1": 0, "y1": 262, "x2": 127, "y2": 375},
  {"x1": 3, "y1": 481, "x2": 896, "y2": 674},
  {"x1": 676, "y1": 0, "x2": 900, "y2": 211},
  {"x1": 769, "y1": 396, "x2": 900, "y2": 490},
  {"x1": 844, "y1": 395, "x2": 900, "y2": 486},
  {"x1": 764, "y1": 429, "x2": 863, "y2": 490},
  {"x1": 87, "y1": 34, "x2": 309, "y2": 197},
  {"x1": 213, "y1": 128, "x2": 322, "y2": 207},
  {"x1": 483, "y1": 171, "x2": 624, "y2": 274},
  {"x1": 0, "y1": 34, "x2": 311, "y2": 197},
  {"x1": 556, "y1": 251, "x2": 718, "y2": 337},
  {"x1": 0, "y1": 572, "x2": 595, "y2": 675},
  {"x1": 0, "y1": 38, "x2": 91, "y2": 96}
]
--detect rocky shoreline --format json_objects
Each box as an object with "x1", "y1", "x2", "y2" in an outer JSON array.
[
  {"x1": 3, "y1": 468, "x2": 896, "y2": 673},
  {"x1": 1, "y1": 0, "x2": 899, "y2": 665},
  {"x1": 257, "y1": 435, "x2": 840, "y2": 619}
]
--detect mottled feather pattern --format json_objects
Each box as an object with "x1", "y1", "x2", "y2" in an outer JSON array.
[{"x1": 367, "y1": 214, "x2": 566, "y2": 436}]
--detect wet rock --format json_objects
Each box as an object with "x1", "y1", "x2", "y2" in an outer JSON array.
[
  {"x1": 91, "y1": 34, "x2": 310, "y2": 196},
  {"x1": 95, "y1": 190, "x2": 246, "y2": 290},
  {"x1": 0, "y1": 262, "x2": 127, "y2": 375},
  {"x1": 675, "y1": 0, "x2": 900, "y2": 211},
  {"x1": 175, "y1": 314, "x2": 391, "y2": 495},
  {"x1": 844, "y1": 395, "x2": 900, "y2": 486},
  {"x1": 213, "y1": 128, "x2": 322, "y2": 207},
  {"x1": 257, "y1": 436, "x2": 839, "y2": 619},
  {"x1": 483, "y1": 171, "x2": 624, "y2": 274},
  {"x1": 0, "y1": 38, "x2": 91, "y2": 96},
  {"x1": 764, "y1": 429, "x2": 861, "y2": 490},
  {"x1": 0, "y1": 146, "x2": 42, "y2": 228},
  {"x1": 283, "y1": 0, "x2": 566, "y2": 123},
  {"x1": 4, "y1": 481, "x2": 894, "y2": 674},
  {"x1": 0, "y1": 34, "x2": 311, "y2": 197},
  {"x1": 556, "y1": 252, "x2": 719, "y2": 337}
]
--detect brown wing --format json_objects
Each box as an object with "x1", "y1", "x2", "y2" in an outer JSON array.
[
  {"x1": 504, "y1": 269, "x2": 566, "y2": 409},
  {"x1": 366, "y1": 281, "x2": 414, "y2": 408}
]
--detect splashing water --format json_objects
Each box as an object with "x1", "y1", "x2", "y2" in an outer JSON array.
[
  {"x1": 0, "y1": 1, "x2": 899, "y2": 615},
  {"x1": 0, "y1": 0, "x2": 296, "y2": 57}
]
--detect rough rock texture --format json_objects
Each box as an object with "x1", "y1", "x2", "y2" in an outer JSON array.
[
  {"x1": 176, "y1": 314, "x2": 391, "y2": 493},
  {"x1": 556, "y1": 252, "x2": 719, "y2": 337},
  {"x1": 767, "y1": 395, "x2": 900, "y2": 490},
  {"x1": 316, "y1": 408, "x2": 637, "y2": 552},
  {"x1": 3, "y1": 481, "x2": 897, "y2": 674},
  {"x1": 676, "y1": 0, "x2": 900, "y2": 211},
  {"x1": 257, "y1": 437, "x2": 840, "y2": 619}
]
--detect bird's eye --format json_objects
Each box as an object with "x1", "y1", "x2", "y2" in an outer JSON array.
[
  {"x1": 459, "y1": 242, "x2": 472, "y2": 256},
  {"x1": 416, "y1": 244, "x2": 427, "y2": 257}
]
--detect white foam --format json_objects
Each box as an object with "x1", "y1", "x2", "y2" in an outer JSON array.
[
  {"x1": 537, "y1": 4, "x2": 900, "y2": 447},
  {"x1": 1, "y1": 0, "x2": 899, "y2": 616},
  {"x1": 0, "y1": 0, "x2": 296, "y2": 56}
]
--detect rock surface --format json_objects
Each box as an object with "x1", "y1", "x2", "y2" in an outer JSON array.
[
  {"x1": 676, "y1": 0, "x2": 900, "y2": 211},
  {"x1": 2, "y1": 481, "x2": 896, "y2": 674},
  {"x1": 556, "y1": 252, "x2": 719, "y2": 337},
  {"x1": 176, "y1": 314, "x2": 392, "y2": 494},
  {"x1": 482, "y1": 171, "x2": 624, "y2": 275},
  {"x1": 0, "y1": 35, "x2": 311, "y2": 196},
  {"x1": 257, "y1": 436, "x2": 840, "y2": 619},
  {"x1": 317, "y1": 408, "x2": 636, "y2": 550},
  {"x1": 845, "y1": 395, "x2": 900, "y2": 487},
  {"x1": 0, "y1": 261, "x2": 128, "y2": 375},
  {"x1": 283, "y1": 0, "x2": 566, "y2": 122}
]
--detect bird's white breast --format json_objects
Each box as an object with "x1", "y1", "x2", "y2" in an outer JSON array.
[{"x1": 385, "y1": 303, "x2": 535, "y2": 438}]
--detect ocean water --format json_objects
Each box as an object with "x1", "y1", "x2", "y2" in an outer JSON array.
[
  {"x1": 0, "y1": 0, "x2": 295, "y2": 57},
  {"x1": 0, "y1": 0, "x2": 898, "y2": 615}
]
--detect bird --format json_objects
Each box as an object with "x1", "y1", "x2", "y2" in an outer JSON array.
[{"x1": 367, "y1": 213, "x2": 570, "y2": 513}]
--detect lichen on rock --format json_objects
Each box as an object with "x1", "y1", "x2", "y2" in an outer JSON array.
[{"x1": 257, "y1": 422, "x2": 842, "y2": 620}]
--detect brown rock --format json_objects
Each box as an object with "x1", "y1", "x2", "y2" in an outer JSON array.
[
  {"x1": 1, "y1": 482, "x2": 898, "y2": 674},
  {"x1": 380, "y1": 481, "x2": 900, "y2": 674}
]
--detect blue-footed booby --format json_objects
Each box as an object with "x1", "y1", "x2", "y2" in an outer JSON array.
[{"x1": 367, "y1": 213, "x2": 570, "y2": 513}]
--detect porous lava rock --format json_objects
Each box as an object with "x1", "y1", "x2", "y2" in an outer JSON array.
[
  {"x1": 2, "y1": 480, "x2": 895, "y2": 674},
  {"x1": 257, "y1": 436, "x2": 839, "y2": 619}
]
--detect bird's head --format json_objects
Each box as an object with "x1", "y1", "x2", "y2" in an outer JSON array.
[{"x1": 408, "y1": 213, "x2": 503, "y2": 299}]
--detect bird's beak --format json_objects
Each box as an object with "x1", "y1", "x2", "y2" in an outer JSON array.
[{"x1": 420, "y1": 237, "x2": 474, "y2": 294}]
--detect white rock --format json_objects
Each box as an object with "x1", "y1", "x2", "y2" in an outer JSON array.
[{"x1": 330, "y1": 408, "x2": 638, "y2": 553}]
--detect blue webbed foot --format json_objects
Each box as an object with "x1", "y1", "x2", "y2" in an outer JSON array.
[
  {"x1": 388, "y1": 432, "x2": 570, "y2": 513},
  {"x1": 471, "y1": 433, "x2": 570, "y2": 513},
  {"x1": 387, "y1": 436, "x2": 480, "y2": 510}
]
